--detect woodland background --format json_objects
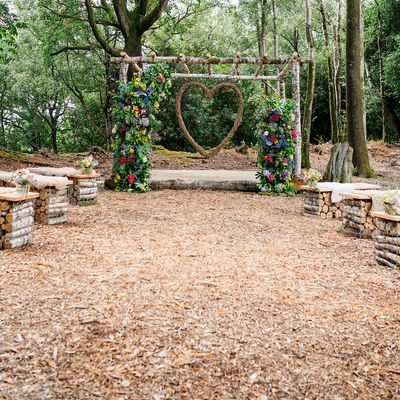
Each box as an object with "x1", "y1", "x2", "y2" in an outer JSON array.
[{"x1": 0, "y1": 0, "x2": 399, "y2": 160}]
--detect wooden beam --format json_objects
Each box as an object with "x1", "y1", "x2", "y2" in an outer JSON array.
[
  {"x1": 110, "y1": 55, "x2": 312, "y2": 66},
  {"x1": 172, "y1": 73, "x2": 280, "y2": 81}
]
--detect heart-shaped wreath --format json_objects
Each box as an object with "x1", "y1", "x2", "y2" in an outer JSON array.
[{"x1": 175, "y1": 82, "x2": 244, "y2": 158}]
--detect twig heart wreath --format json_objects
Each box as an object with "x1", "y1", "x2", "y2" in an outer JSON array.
[{"x1": 176, "y1": 82, "x2": 244, "y2": 158}]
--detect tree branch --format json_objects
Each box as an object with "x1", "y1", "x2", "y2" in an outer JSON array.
[
  {"x1": 112, "y1": 0, "x2": 130, "y2": 38},
  {"x1": 100, "y1": 0, "x2": 119, "y2": 25},
  {"x1": 85, "y1": 0, "x2": 121, "y2": 57},
  {"x1": 42, "y1": 4, "x2": 120, "y2": 28},
  {"x1": 50, "y1": 44, "x2": 101, "y2": 56},
  {"x1": 139, "y1": 0, "x2": 169, "y2": 34}
]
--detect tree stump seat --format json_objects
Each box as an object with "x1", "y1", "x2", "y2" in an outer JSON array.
[
  {"x1": 0, "y1": 190, "x2": 39, "y2": 249},
  {"x1": 371, "y1": 211, "x2": 400, "y2": 269}
]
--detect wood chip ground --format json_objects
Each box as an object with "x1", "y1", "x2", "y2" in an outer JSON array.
[{"x1": 0, "y1": 190, "x2": 399, "y2": 399}]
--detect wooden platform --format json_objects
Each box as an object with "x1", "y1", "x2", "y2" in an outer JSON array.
[
  {"x1": 0, "y1": 190, "x2": 39, "y2": 202},
  {"x1": 371, "y1": 211, "x2": 400, "y2": 222}
]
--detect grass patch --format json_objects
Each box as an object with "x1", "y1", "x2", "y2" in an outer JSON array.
[
  {"x1": 0, "y1": 148, "x2": 29, "y2": 162},
  {"x1": 152, "y1": 145, "x2": 201, "y2": 159}
]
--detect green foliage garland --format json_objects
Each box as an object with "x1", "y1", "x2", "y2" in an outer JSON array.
[
  {"x1": 112, "y1": 65, "x2": 171, "y2": 192},
  {"x1": 256, "y1": 97, "x2": 297, "y2": 195}
]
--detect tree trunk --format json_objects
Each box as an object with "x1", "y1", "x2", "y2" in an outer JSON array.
[
  {"x1": 346, "y1": 0, "x2": 374, "y2": 176},
  {"x1": 51, "y1": 127, "x2": 58, "y2": 154},
  {"x1": 124, "y1": 30, "x2": 143, "y2": 80},
  {"x1": 257, "y1": 0, "x2": 268, "y2": 95},
  {"x1": 104, "y1": 55, "x2": 113, "y2": 147},
  {"x1": 302, "y1": 0, "x2": 316, "y2": 169},
  {"x1": 318, "y1": 0, "x2": 340, "y2": 144},
  {"x1": 374, "y1": 0, "x2": 387, "y2": 141},
  {"x1": 333, "y1": 0, "x2": 343, "y2": 140},
  {"x1": 272, "y1": 0, "x2": 280, "y2": 94},
  {"x1": 384, "y1": 98, "x2": 400, "y2": 136},
  {"x1": 323, "y1": 142, "x2": 353, "y2": 182}
]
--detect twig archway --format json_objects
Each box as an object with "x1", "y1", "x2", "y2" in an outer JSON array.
[{"x1": 110, "y1": 52, "x2": 311, "y2": 176}]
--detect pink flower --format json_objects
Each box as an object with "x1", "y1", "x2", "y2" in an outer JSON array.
[
  {"x1": 268, "y1": 173, "x2": 275, "y2": 182},
  {"x1": 119, "y1": 157, "x2": 127, "y2": 165},
  {"x1": 127, "y1": 174, "x2": 136, "y2": 185},
  {"x1": 291, "y1": 130, "x2": 297, "y2": 139},
  {"x1": 271, "y1": 114, "x2": 279, "y2": 122}
]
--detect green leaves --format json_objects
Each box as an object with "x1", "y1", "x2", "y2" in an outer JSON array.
[{"x1": 112, "y1": 64, "x2": 171, "y2": 193}]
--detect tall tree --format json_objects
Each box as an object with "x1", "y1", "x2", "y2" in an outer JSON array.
[
  {"x1": 317, "y1": 0, "x2": 340, "y2": 144},
  {"x1": 301, "y1": 0, "x2": 316, "y2": 168},
  {"x1": 374, "y1": 0, "x2": 387, "y2": 141},
  {"x1": 346, "y1": 0, "x2": 373, "y2": 176},
  {"x1": 44, "y1": 0, "x2": 170, "y2": 58}
]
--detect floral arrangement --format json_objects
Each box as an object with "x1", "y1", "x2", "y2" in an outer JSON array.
[
  {"x1": 380, "y1": 190, "x2": 400, "y2": 215},
  {"x1": 256, "y1": 96, "x2": 297, "y2": 195},
  {"x1": 11, "y1": 169, "x2": 35, "y2": 187},
  {"x1": 79, "y1": 155, "x2": 98, "y2": 173},
  {"x1": 303, "y1": 169, "x2": 322, "y2": 188},
  {"x1": 112, "y1": 64, "x2": 171, "y2": 192}
]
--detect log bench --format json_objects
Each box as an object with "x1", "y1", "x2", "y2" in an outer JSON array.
[
  {"x1": 339, "y1": 190, "x2": 385, "y2": 238},
  {"x1": 301, "y1": 183, "x2": 381, "y2": 220},
  {"x1": 0, "y1": 171, "x2": 73, "y2": 224},
  {"x1": 0, "y1": 188, "x2": 39, "y2": 249},
  {"x1": 29, "y1": 167, "x2": 100, "y2": 206},
  {"x1": 371, "y1": 211, "x2": 400, "y2": 269}
]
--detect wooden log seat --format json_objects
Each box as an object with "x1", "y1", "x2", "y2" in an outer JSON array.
[
  {"x1": 0, "y1": 188, "x2": 39, "y2": 249},
  {"x1": 340, "y1": 190, "x2": 385, "y2": 238},
  {"x1": 29, "y1": 167, "x2": 100, "y2": 206},
  {"x1": 301, "y1": 183, "x2": 380, "y2": 220},
  {"x1": 371, "y1": 211, "x2": 400, "y2": 269},
  {"x1": 0, "y1": 171, "x2": 73, "y2": 224}
]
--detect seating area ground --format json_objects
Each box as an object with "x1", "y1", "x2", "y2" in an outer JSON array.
[{"x1": 1, "y1": 190, "x2": 399, "y2": 399}]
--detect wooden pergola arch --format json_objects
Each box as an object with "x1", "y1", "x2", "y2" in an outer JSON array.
[{"x1": 110, "y1": 52, "x2": 312, "y2": 176}]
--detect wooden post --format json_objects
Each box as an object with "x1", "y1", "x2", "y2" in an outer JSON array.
[
  {"x1": 279, "y1": 79, "x2": 286, "y2": 100},
  {"x1": 119, "y1": 52, "x2": 129, "y2": 84},
  {"x1": 292, "y1": 53, "x2": 302, "y2": 177}
]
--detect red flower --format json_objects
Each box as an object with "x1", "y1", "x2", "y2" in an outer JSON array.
[
  {"x1": 291, "y1": 130, "x2": 297, "y2": 139},
  {"x1": 271, "y1": 114, "x2": 279, "y2": 122},
  {"x1": 270, "y1": 135, "x2": 277, "y2": 143},
  {"x1": 264, "y1": 155, "x2": 273, "y2": 163},
  {"x1": 119, "y1": 157, "x2": 127, "y2": 166},
  {"x1": 119, "y1": 126, "x2": 128, "y2": 134},
  {"x1": 127, "y1": 174, "x2": 136, "y2": 185}
]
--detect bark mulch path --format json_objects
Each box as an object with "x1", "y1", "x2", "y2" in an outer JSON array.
[{"x1": 1, "y1": 190, "x2": 399, "y2": 399}]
